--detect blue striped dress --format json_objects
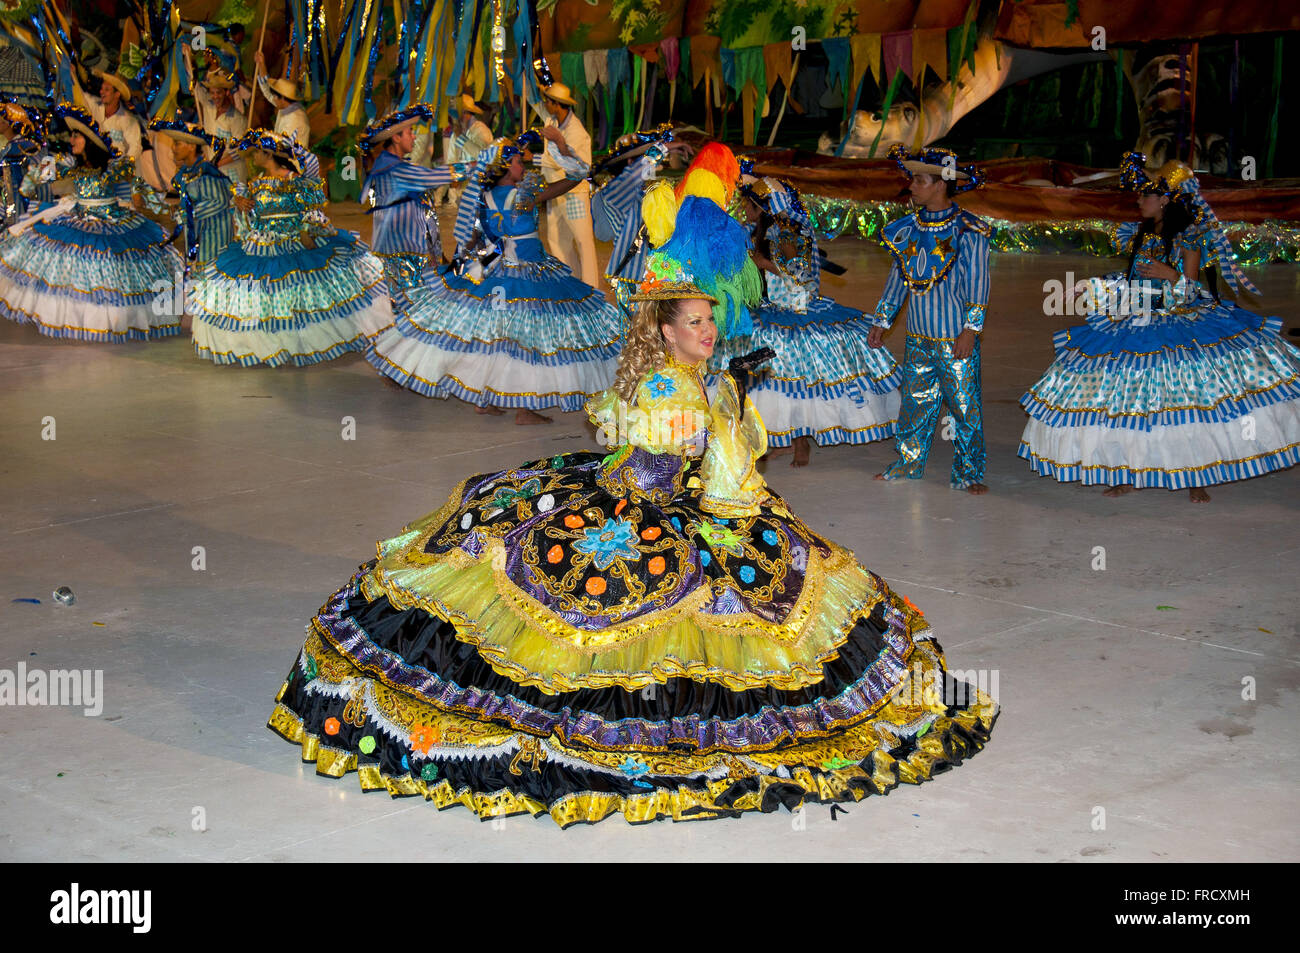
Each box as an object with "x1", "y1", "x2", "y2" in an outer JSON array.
[{"x1": 1019, "y1": 221, "x2": 1300, "y2": 488}]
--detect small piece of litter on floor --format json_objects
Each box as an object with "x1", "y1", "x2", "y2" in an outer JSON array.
[
  {"x1": 12, "y1": 598, "x2": 40, "y2": 604},
  {"x1": 1258, "y1": 628, "x2": 1273, "y2": 634},
  {"x1": 1156, "y1": 605, "x2": 1178, "y2": 611},
  {"x1": 92, "y1": 622, "x2": 106, "y2": 627}
]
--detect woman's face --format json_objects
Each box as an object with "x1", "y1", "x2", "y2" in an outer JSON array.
[
  {"x1": 70, "y1": 132, "x2": 85, "y2": 156},
  {"x1": 1138, "y1": 193, "x2": 1167, "y2": 220},
  {"x1": 742, "y1": 197, "x2": 761, "y2": 225},
  {"x1": 251, "y1": 148, "x2": 274, "y2": 171},
  {"x1": 662, "y1": 299, "x2": 717, "y2": 365}
]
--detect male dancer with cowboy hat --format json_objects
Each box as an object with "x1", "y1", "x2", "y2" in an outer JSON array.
[
  {"x1": 538, "y1": 81, "x2": 598, "y2": 287},
  {"x1": 252, "y1": 50, "x2": 318, "y2": 179},
  {"x1": 148, "y1": 118, "x2": 235, "y2": 272},
  {"x1": 359, "y1": 104, "x2": 465, "y2": 291},
  {"x1": 441, "y1": 92, "x2": 492, "y2": 211},
  {"x1": 867, "y1": 145, "x2": 992, "y2": 495},
  {"x1": 81, "y1": 70, "x2": 144, "y2": 161},
  {"x1": 183, "y1": 46, "x2": 250, "y2": 186}
]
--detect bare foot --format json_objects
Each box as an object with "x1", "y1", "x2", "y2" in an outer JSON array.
[
  {"x1": 766, "y1": 445, "x2": 794, "y2": 458},
  {"x1": 475, "y1": 405, "x2": 506, "y2": 415},
  {"x1": 381, "y1": 375, "x2": 405, "y2": 391},
  {"x1": 515, "y1": 408, "x2": 552, "y2": 425},
  {"x1": 791, "y1": 436, "x2": 811, "y2": 467},
  {"x1": 965, "y1": 482, "x2": 988, "y2": 495},
  {"x1": 1102, "y1": 485, "x2": 1136, "y2": 497},
  {"x1": 873, "y1": 472, "x2": 889, "y2": 481},
  {"x1": 1188, "y1": 487, "x2": 1211, "y2": 503}
]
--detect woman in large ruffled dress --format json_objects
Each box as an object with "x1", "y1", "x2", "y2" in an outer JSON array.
[
  {"x1": 267, "y1": 265, "x2": 998, "y2": 826},
  {"x1": 189, "y1": 130, "x2": 391, "y2": 366},
  {"x1": 1019, "y1": 153, "x2": 1300, "y2": 501},
  {"x1": 712, "y1": 174, "x2": 900, "y2": 467},
  {"x1": 0, "y1": 104, "x2": 183, "y2": 341},
  {"x1": 367, "y1": 137, "x2": 623, "y2": 425}
]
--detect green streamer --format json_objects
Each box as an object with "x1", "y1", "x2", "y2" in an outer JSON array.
[{"x1": 867, "y1": 70, "x2": 904, "y2": 158}]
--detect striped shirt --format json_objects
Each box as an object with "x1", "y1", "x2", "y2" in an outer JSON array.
[
  {"x1": 172, "y1": 161, "x2": 235, "y2": 265},
  {"x1": 872, "y1": 203, "x2": 991, "y2": 339},
  {"x1": 593, "y1": 156, "x2": 655, "y2": 282},
  {"x1": 361, "y1": 150, "x2": 453, "y2": 256}
]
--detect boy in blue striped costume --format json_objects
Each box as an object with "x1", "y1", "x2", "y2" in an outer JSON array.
[
  {"x1": 150, "y1": 120, "x2": 234, "y2": 270},
  {"x1": 359, "y1": 105, "x2": 462, "y2": 292},
  {"x1": 868, "y1": 146, "x2": 991, "y2": 494}
]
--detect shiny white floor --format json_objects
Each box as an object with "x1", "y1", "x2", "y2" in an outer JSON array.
[{"x1": 1, "y1": 223, "x2": 1297, "y2": 862}]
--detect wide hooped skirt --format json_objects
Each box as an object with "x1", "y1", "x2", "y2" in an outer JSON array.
[
  {"x1": 368, "y1": 256, "x2": 622, "y2": 411},
  {"x1": 711, "y1": 298, "x2": 901, "y2": 447},
  {"x1": 1019, "y1": 303, "x2": 1300, "y2": 488},
  {"x1": 267, "y1": 450, "x2": 998, "y2": 826},
  {"x1": 189, "y1": 230, "x2": 392, "y2": 366},
  {"x1": 0, "y1": 210, "x2": 183, "y2": 342}
]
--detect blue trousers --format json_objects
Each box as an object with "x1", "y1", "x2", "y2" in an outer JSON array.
[{"x1": 881, "y1": 335, "x2": 986, "y2": 488}]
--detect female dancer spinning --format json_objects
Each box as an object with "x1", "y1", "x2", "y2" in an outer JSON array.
[
  {"x1": 1019, "y1": 153, "x2": 1300, "y2": 501},
  {"x1": 367, "y1": 135, "x2": 622, "y2": 424},
  {"x1": 189, "y1": 130, "x2": 391, "y2": 366},
  {"x1": 0, "y1": 104, "x2": 183, "y2": 341},
  {"x1": 266, "y1": 184, "x2": 997, "y2": 825}
]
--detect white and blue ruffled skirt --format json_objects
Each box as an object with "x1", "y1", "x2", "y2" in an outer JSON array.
[
  {"x1": 0, "y1": 205, "x2": 184, "y2": 342},
  {"x1": 1019, "y1": 285, "x2": 1300, "y2": 488},
  {"x1": 711, "y1": 297, "x2": 901, "y2": 447},
  {"x1": 368, "y1": 240, "x2": 622, "y2": 411},
  {"x1": 189, "y1": 228, "x2": 392, "y2": 366}
]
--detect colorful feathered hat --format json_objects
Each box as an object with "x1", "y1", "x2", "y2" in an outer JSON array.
[
  {"x1": 889, "y1": 143, "x2": 984, "y2": 193},
  {"x1": 633, "y1": 141, "x2": 761, "y2": 338},
  {"x1": 359, "y1": 103, "x2": 434, "y2": 153},
  {"x1": 1119, "y1": 151, "x2": 1258, "y2": 295},
  {"x1": 237, "y1": 128, "x2": 303, "y2": 174},
  {"x1": 52, "y1": 103, "x2": 117, "y2": 157}
]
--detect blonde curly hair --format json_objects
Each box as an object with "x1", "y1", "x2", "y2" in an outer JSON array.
[{"x1": 612, "y1": 297, "x2": 694, "y2": 403}]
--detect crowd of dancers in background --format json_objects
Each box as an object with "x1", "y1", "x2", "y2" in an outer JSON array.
[{"x1": 0, "y1": 67, "x2": 1297, "y2": 501}]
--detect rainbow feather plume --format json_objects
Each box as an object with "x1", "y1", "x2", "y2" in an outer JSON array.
[{"x1": 657, "y1": 195, "x2": 760, "y2": 338}]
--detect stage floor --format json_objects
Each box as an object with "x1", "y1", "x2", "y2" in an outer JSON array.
[{"x1": 1, "y1": 219, "x2": 1297, "y2": 862}]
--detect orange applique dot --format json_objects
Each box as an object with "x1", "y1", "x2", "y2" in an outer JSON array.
[
  {"x1": 648, "y1": 556, "x2": 666, "y2": 576},
  {"x1": 585, "y1": 576, "x2": 607, "y2": 595},
  {"x1": 323, "y1": 717, "x2": 340, "y2": 736},
  {"x1": 564, "y1": 514, "x2": 585, "y2": 529},
  {"x1": 640, "y1": 526, "x2": 662, "y2": 541},
  {"x1": 547, "y1": 544, "x2": 565, "y2": 564},
  {"x1": 614, "y1": 499, "x2": 627, "y2": 515}
]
